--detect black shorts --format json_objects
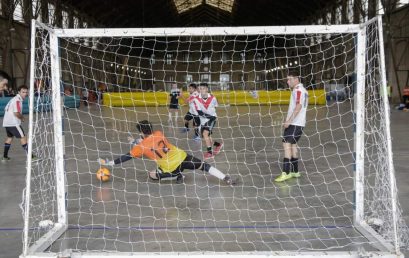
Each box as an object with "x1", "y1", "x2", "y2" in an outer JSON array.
[
  {"x1": 169, "y1": 103, "x2": 179, "y2": 110},
  {"x1": 201, "y1": 118, "x2": 216, "y2": 136},
  {"x1": 184, "y1": 112, "x2": 200, "y2": 126},
  {"x1": 155, "y1": 155, "x2": 204, "y2": 179},
  {"x1": 282, "y1": 125, "x2": 304, "y2": 144},
  {"x1": 5, "y1": 126, "x2": 26, "y2": 138}
]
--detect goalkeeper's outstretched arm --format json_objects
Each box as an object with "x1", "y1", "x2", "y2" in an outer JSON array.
[{"x1": 98, "y1": 153, "x2": 133, "y2": 166}]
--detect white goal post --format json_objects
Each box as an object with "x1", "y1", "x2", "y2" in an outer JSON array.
[{"x1": 21, "y1": 16, "x2": 408, "y2": 257}]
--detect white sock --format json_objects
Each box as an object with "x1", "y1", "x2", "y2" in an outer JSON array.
[{"x1": 208, "y1": 166, "x2": 226, "y2": 180}]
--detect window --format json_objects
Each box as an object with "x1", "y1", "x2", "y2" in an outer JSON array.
[
  {"x1": 221, "y1": 52, "x2": 228, "y2": 63},
  {"x1": 150, "y1": 54, "x2": 156, "y2": 65},
  {"x1": 240, "y1": 52, "x2": 246, "y2": 64},
  {"x1": 166, "y1": 53, "x2": 173, "y2": 65},
  {"x1": 256, "y1": 53, "x2": 263, "y2": 64},
  {"x1": 201, "y1": 73, "x2": 210, "y2": 82},
  {"x1": 185, "y1": 74, "x2": 193, "y2": 82},
  {"x1": 13, "y1": 2, "x2": 24, "y2": 22},
  {"x1": 62, "y1": 10, "x2": 69, "y2": 28},
  {"x1": 201, "y1": 52, "x2": 210, "y2": 64}
]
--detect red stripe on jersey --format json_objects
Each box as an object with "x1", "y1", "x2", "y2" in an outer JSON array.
[
  {"x1": 199, "y1": 95, "x2": 214, "y2": 109},
  {"x1": 17, "y1": 101, "x2": 21, "y2": 113},
  {"x1": 296, "y1": 91, "x2": 301, "y2": 104}
]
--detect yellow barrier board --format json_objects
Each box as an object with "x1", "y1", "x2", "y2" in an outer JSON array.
[{"x1": 103, "y1": 90, "x2": 326, "y2": 107}]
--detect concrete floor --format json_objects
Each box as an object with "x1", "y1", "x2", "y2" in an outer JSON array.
[{"x1": 1, "y1": 102, "x2": 408, "y2": 257}]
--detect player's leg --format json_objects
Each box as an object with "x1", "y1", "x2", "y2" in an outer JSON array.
[
  {"x1": 192, "y1": 116, "x2": 201, "y2": 141},
  {"x1": 148, "y1": 167, "x2": 180, "y2": 182},
  {"x1": 275, "y1": 126, "x2": 295, "y2": 182},
  {"x1": 3, "y1": 128, "x2": 13, "y2": 161},
  {"x1": 181, "y1": 112, "x2": 192, "y2": 133},
  {"x1": 181, "y1": 155, "x2": 236, "y2": 185},
  {"x1": 174, "y1": 108, "x2": 179, "y2": 123},
  {"x1": 208, "y1": 119, "x2": 223, "y2": 155},
  {"x1": 202, "y1": 128, "x2": 214, "y2": 159},
  {"x1": 290, "y1": 126, "x2": 304, "y2": 178},
  {"x1": 13, "y1": 125, "x2": 29, "y2": 154},
  {"x1": 168, "y1": 106, "x2": 173, "y2": 123}
]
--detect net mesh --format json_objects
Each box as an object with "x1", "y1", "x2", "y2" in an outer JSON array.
[{"x1": 22, "y1": 19, "x2": 408, "y2": 255}]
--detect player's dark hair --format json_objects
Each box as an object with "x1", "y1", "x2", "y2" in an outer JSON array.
[
  {"x1": 188, "y1": 83, "x2": 197, "y2": 89},
  {"x1": 18, "y1": 85, "x2": 28, "y2": 92},
  {"x1": 287, "y1": 70, "x2": 300, "y2": 79},
  {"x1": 199, "y1": 82, "x2": 208, "y2": 88},
  {"x1": 0, "y1": 70, "x2": 11, "y2": 81},
  {"x1": 136, "y1": 120, "x2": 153, "y2": 135}
]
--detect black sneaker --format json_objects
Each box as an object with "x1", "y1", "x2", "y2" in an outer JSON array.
[
  {"x1": 223, "y1": 176, "x2": 237, "y2": 185},
  {"x1": 176, "y1": 174, "x2": 185, "y2": 184}
]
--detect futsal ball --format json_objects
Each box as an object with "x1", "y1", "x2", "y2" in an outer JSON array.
[{"x1": 96, "y1": 167, "x2": 111, "y2": 182}]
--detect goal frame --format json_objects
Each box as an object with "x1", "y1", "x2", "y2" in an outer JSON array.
[{"x1": 22, "y1": 16, "x2": 402, "y2": 258}]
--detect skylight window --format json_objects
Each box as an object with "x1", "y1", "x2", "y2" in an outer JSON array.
[
  {"x1": 174, "y1": 0, "x2": 202, "y2": 13},
  {"x1": 207, "y1": 0, "x2": 234, "y2": 13},
  {"x1": 173, "y1": 0, "x2": 235, "y2": 13}
]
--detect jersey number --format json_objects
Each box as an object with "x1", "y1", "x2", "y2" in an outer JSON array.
[{"x1": 153, "y1": 140, "x2": 169, "y2": 159}]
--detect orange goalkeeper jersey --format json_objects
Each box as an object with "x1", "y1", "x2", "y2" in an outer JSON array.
[{"x1": 130, "y1": 131, "x2": 187, "y2": 172}]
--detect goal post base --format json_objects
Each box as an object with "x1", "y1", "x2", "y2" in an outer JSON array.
[
  {"x1": 22, "y1": 223, "x2": 68, "y2": 257},
  {"x1": 22, "y1": 251, "x2": 404, "y2": 258}
]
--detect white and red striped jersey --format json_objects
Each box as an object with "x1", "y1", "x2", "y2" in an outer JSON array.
[
  {"x1": 188, "y1": 91, "x2": 200, "y2": 115},
  {"x1": 3, "y1": 94, "x2": 24, "y2": 127},
  {"x1": 286, "y1": 83, "x2": 308, "y2": 127},
  {"x1": 196, "y1": 93, "x2": 218, "y2": 117}
]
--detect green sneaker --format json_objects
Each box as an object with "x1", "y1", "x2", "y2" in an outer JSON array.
[
  {"x1": 1, "y1": 157, "x2": 11, "y2": 162},
  {"x1": 274, "y1": 172, "x2": 292, "y2": 182},
  {"x1": 290, "y1": 172, "x2": 301, "y2": 178}
]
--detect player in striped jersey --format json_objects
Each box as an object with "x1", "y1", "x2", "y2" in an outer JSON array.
[
  {"x1": 180, "y1": 83, "x2": 201, "y2": 140},
  {"x1": 275, "y1": 70, "x2": 308, "y2": 182},
  {"x1": 195, "y1": 83, "x2": 223, "y2": 159},
  {"x1": 2, "y1": 85, "x2": 29, "y2": 161}
]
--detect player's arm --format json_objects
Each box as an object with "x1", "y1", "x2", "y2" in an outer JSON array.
[
  {"x1": 193, "y1": 98, "x2": 216, "y2": 120},
  {"x1": 285, "y1": 103, "x2": 302, "y2": 125},
  {"x1": 14, "y1": 101, "x2": 24, "y2": 122},
  {"x1": 98, "y1": 142, "x2": 143, "y2": 166},
  {"x1": 284, "y1": 90, "x2": 303, "y2": 127},
  {"x1": 14, "y1": 112, "x2": 24, "y2": 121},
  {"x1": 98, "y1": 153, "x2": 133, "y2": 166}
]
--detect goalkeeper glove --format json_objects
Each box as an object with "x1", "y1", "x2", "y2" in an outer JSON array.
[
  {"x1": 98, "y1": 158, "x2": 115, "y2": 166},
  {"x1": 128, "y1": 137, "x2": 142, "y2": 146}
]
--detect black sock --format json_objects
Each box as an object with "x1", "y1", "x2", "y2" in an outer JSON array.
[
  {"x1": 283, "y1": 158, "x2": 290, "y2": 174},
  {"x1": 4, "y1": 143, "x2": 11, "y2": 158},
  {"x1": 213, "y1": 141, "x2": 221, "y2": 147},
  {"x1": 207, "y1": 146, "x2": 212, "y2": 154},
  {"x1": 194, "y1": 128, "x2": 199, "y2": 137},
  {"x1": 184, "y1": 122, "x2": 189, "y2": 128},
  {"x1": 291, "y1": 158, "x2": 298, "y2": 173},
  {"x1": 22, "y1": 143, "x2": 28, "y2": 153}
]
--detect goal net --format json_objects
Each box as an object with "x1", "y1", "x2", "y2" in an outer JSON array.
[{"x1": 22, "y1": 17, "x2": 408, "y2": 257}]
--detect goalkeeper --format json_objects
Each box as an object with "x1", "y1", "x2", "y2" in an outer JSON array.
[{"x1": 99, "y1": 120, "x2": 236, "y2": 185}]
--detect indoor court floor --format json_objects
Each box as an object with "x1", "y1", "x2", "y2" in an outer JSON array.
[{"x1": 1, "y1": 102, "x2": 408, "y2": 257}]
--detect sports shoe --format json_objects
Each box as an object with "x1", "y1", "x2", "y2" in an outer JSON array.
[
  {"x1": 290, "y1": 172, "x2": 301, "y2": 178},
  {"x1": 193, "y1": 135, "x2": 201, "y2": 141},
  {"x1": 180, "y1": 128, "x2": 190, "y2": 133},
  {"x1": 204, "y1": 152, "x2": 214, "y2": 159},
  {"x1": 213, "y1": 142, "x2": 224, "y2": 155},
  {"x1": 223, "y1": 176, "x2": 237, "y2": 185},
  {"x1": 1, "y1": 157, "x2": 11, "y2": 162},
  {"x1": 274, "y1": 172, "x2": 292, "y2": 182},
  {"x1": 176, "y1": 174, "x2": 185, "y2": 184}
]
